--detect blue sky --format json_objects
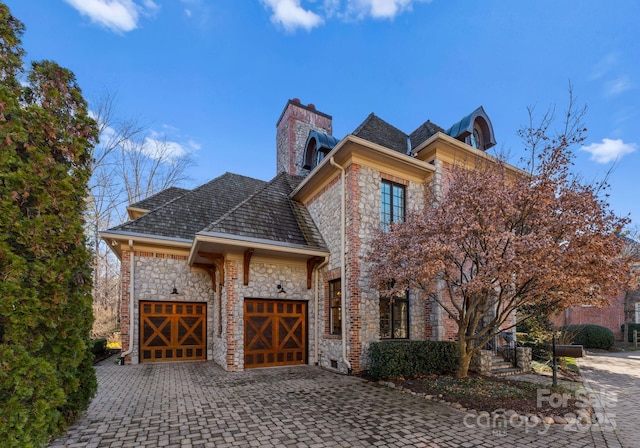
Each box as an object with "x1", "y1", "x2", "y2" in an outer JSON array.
[{"x1": 6, "y1": 0, "x2": 640, "y2": 226}]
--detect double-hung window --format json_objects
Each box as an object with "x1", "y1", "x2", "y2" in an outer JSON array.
[
  {"x1": 380, "y1": 292, "x2": 409, "y2": 339},
  {"x1": 381, "y1": 180, "x2": 405, "y2": 229}
]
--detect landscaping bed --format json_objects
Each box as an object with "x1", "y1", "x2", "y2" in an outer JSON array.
[{"x1": 385, "y1": 373, "x2": 587, "y2": 417}]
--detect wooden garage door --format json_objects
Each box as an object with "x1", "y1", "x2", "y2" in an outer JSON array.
[
  {"x1": 244, "y1": 299, "x2": 306, "y2": 368},
  {"x1": 140, "y1": 301, "x2": 206, "y2": 363}
]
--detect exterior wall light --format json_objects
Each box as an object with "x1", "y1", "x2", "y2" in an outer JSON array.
[{"x1": 277, "y1": 284, "x2": 287, "y2": 295}]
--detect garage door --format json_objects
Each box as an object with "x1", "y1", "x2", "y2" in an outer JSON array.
[
  {"x1": 140, "y1": 301, "x2": 206, "y2": 363},
  {"x1": 244, "y1": 299, "x2": 306, "y2": 368}
]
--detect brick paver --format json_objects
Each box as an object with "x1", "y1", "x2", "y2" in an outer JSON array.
[
  {"x1": 48, "y1": 358, "x2": 615, "y2": 447},
  {"x1": 578, "y1": 351, "x2": 640, "y2": 448}
]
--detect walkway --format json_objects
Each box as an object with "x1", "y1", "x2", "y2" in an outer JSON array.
[{"x1": 578, "y1": 351, "x2": 640, "y2": 448}]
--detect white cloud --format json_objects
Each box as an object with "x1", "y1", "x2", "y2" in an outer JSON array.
[
  {"x1": 589, "y1": 53, "x2": 618, "y2": 81},
  {"x1": 335, "y1": 0, "x2": 430, "y2": 20},
  {"x1": 581, "y1": 138, "x2": 637, "y2": 164},
  {"x1": 142, "y1": 131, "x2": 200, "y2": 162},
  {"x1": 64, "y1": 0, "x2": 158, "y2": 33},
  {"x1": 352, "y1": 0, "x2": 425, "y2": 19},
  {"x1": 261, "y1": 0, "x2": 324, "y2": 31},
  {"x1": 604, "y1": 76, "x2": 632, "y2": 97}
]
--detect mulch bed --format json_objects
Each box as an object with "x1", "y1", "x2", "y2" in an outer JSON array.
[
  {"x1": 386, "y1": 373, "x2": 586, "y2": 416},
  {"x1": 93, "y1": 349, "x2": 121, "y2": 364}
]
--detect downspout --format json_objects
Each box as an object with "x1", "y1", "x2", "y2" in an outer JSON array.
[
  {"x1": 329, "y1": 157, "x2": 352, "y2": 374},
  {"x1": 120, "y1": 240, "x2": 135, "y2": 364},
  {"x1": 314, "y1": 257, "x2": 329, "y2": 365}
]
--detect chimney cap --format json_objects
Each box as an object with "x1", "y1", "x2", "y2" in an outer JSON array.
[{"x1": 307, "y1": 103, "x2": 316, "y2": 110}]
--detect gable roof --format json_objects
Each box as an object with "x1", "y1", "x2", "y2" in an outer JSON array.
[
  {"x1": 352, "y1": 113, "x2": 409, "y2": 154},
  {"x1": 409, "y1": 120, "x2": 444, "y2": 150},
  {"x1": 352, "y1": 113, "x2": 446, "y2": 154},
  {"x1": 199, "y1": 172, "x2": 327, "y2": 251},
  {"x1": 109, "y1": 172, "x2": 266, "y2": 241}
]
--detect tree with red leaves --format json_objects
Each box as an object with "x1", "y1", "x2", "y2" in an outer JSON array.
[{"x1": 371, "y1": 95, "x2": 632, "y2": 378}]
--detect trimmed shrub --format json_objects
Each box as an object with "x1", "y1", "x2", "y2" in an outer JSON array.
[
  {"x1": 621, "y1": 323, "x2": 640, "y2": 342},
  {"x1": 562, "y1": 324, "x2": 615, "y2": 350},
  {"x1": 91, "y1": 338, "x2": 107, "y2": 357},
  {"x1": 368, "y1": 340, "x2": 459, "y2": 379}
]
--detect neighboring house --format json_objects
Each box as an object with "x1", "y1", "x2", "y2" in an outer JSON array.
[
  {"x1": 550, "y1": 238, "x2": 640, "y2": 340},
  {"x1": 102, "y1": 98, "x2": 502, "y2": 373}
]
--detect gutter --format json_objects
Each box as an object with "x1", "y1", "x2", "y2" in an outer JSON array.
[
  {"x1": 120, "y1": 240, "x2": 135, "y2": 364},
  {"x1": 329, "y1": 157, "x2": 352, "y2": 374},
  {"x1": 314, "y1": 257, "x2": 329, "y2": 365}
]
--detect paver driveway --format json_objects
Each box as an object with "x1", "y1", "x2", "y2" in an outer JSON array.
[
  {"x1": 578, "y1": 351, "x2": 640, "y2": 448},
  {"x1": 49, "y1": 358, "x2": 614, "y2": 448}
]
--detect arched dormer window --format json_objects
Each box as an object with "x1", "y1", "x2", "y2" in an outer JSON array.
[
  {"x1": 445, "y1": 106, "x2": 496, "y2": 151},
  {"x1": 302, "y1": 130, "x2": 340, "y2": 171}
]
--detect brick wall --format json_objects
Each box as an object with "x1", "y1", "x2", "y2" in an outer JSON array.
[
  {"x1": 276, "y1": 99, "x2": 332, "y2": 177},
  {"x1": 346, "y1": 163, "x2": 362, "y2": 372},
  {"x1": 120, "y1": 250, "x2": 131, "y2": 363},
  {"x1": 551, "y1": 291, "x2": 626, "y2": 340}
]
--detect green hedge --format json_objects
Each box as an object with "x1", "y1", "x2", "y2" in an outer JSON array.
[
  {"x1": 562, "y1": 324, "x2": 615, "y2": 350},
  {"x1": 368, "y1": 340, "x2": 459, "y2": 379},
  {"x1": 90, "y1": 338, "x2": 107, "y2": 357},
  {"x1": 621, "y1": 323, "x2": 640, "y2": 342}
]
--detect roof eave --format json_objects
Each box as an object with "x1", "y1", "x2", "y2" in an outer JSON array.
[
  {"x1": 291, "y1": 134, "x2": 436, "y2": 200},
  {"x1": 188, "y1": 232, "x2": 330, "y2": 265},
  {"x1": 100, "y1": 230, "x2": 193, "y2": 259}
]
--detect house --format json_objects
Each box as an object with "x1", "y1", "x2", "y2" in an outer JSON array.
[
  {"x1": 101, "y1": 98, "x2": 501, "y2": 373},
  {"x1": 550, "y1": 239, "x2": 640, "y2": 340}
]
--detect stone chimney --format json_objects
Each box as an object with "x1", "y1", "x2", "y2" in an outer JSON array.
[{"x1": 276, "y1": 98, "x2": 332, "y2": 177}]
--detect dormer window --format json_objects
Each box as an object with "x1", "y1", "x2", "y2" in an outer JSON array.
[
  {"x1": 302, "y1": 130, "x2": 340, "y2": 171},
  {"x1": 470, "y1": 126, "x2": 483, "y2": 150},
  {"x1": 445, "y1": 106, "x2": 496, "y2": 152}
]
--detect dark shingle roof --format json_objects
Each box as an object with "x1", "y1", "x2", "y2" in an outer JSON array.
[
  {"x1": 200, "y1": 172, "x2": 327, "y2": 250},
  {"x1": 109, "y1": 172, "x2": 266, "y2": 240},
  {"x1": 352, "y1": 113, "x2": 409, "y2": 154},
  {"x1": 409, "y1": 120, "x2": 444, "y2": 150},
  {"x1": 129, "y1": 186, "x2": 189, "y2": 212}
]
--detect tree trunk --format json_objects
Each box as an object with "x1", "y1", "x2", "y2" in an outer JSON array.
[{"x1": 457, "y1": 338, "x2": 473, "y2": 379}]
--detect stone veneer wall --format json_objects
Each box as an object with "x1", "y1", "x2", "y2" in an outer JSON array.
[
  {"x1": 305, "y1": 162, "x2": 430, "y2": 374},
  {"x1": 306, "y1": 175, "x2": 347, "y2": 372},
  {"x1": 121, "y1": 250, "x2": 213, "y2": 364},
  {"x1": 221, "y1": 256, "x2": 313, "y2": 371},
  {"x1": 353, "y1": 166, "x2": 428, "y2": 371}
]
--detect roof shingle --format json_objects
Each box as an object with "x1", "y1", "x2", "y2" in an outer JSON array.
[{"x1": 109, "y1": 172, "x2": 266, "y2": 241}]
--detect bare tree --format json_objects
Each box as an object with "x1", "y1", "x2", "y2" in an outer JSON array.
[{"x1": 86, "y1": 92, "x2": 193, "y2": 338}]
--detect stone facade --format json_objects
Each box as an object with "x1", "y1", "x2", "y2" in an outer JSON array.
[
  {"x1": 305, "y1": 160, "x2": 433, "y2": 373},
  {"x1": 120, "y1": 249, "x2": 213, "y2": 364},
  {"x1": 228, "y1": 257, "x2": 313, "y2": 371}
]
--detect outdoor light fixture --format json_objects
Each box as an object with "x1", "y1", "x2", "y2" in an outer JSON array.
[
  {"x1": 277, "y1": 284, "x2": 287, "y2": 295},
  {"x1": 171, "y1": 284, "x2": 179, "y2": 295}
]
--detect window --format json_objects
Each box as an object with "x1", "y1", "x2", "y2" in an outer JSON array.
[
  {"x1": 470, "y1": 127, "x2": 482, "y2": 150},
  {"x1": 636, "y1": 303, "x2": 640, "y2": 324},
  {"x1": 329, "y1": 279, "x2": 342, "y2": 335},
  {"x1": 380, "y1": 292, "x2": 409, "y2": 339},
  {"x1": 381, "y1": 180, "x2": 405, "y2": 229}
]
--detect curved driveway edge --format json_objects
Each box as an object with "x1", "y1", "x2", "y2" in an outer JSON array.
[{"x1": 49, "y1": 359, "x2": 613, "y2": 447}]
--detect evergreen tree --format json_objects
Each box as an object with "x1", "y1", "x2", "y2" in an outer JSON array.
[{"x1": 0, "y1": 3, "x2": 98, "y2": 445}]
